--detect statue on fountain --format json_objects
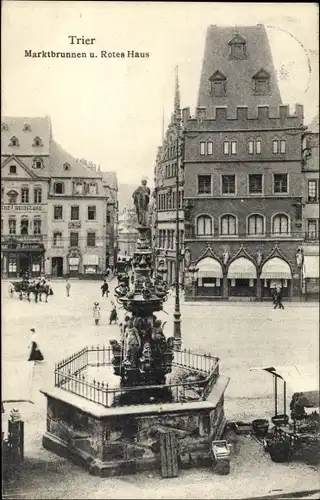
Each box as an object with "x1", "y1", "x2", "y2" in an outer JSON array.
[
  {"x1": 132, "y1": 178, "x2": 151, "y2": 226},
  {"x1": 109, "y1": 178, "x2": 174, "y2": 395}
]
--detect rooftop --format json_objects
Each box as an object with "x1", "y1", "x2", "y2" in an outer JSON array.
[
  {"x1": 49, "y1": 140, "x2": 102, "y2": 179},
  {"x1": 197, "y1": 25, "x2": 282, "y2": 117},
  {"x1": 1, "y1": 116, "x2": 51, "y2": 156}
]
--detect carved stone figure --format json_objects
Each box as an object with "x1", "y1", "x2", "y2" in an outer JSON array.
[
  {"x1": 296, "y1": 247, "x2": 304, "y2": 268},
  {"x1": 132, "y1": 179, "x2": 151, "y2": 226},
  {"x1": 223, "y1": 251, "x2": 229, "y2": 266},
  {"x1": 256, "y1": 250, "x2": 262, "y2": 266}
]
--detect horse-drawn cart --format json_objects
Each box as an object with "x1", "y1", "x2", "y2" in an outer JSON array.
[{"x1": 9, "y1": 279, "x2": 53, "y2": 302}]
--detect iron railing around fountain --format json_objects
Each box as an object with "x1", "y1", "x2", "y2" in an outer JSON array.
[{"x1": 54, "y1": 345, "x2": 220, "y2": 408}]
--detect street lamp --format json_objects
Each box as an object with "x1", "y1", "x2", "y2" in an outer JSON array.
[
  {"x1": 173, "y1": 115, "x2": 183, "y2": 350},
  {"x1": 187, "y1": 262, "x2": 199, "y2": 298}
]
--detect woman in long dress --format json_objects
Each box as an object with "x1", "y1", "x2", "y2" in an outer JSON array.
[{"x1": 28, "y1": 328, "x2": 44, "y2": 361}]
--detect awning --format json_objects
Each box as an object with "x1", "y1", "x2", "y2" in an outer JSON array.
[
  {"x1": 197, "y1": 257, "x2": 223, "y2": 278},
  {"x1": 260, "y1": 257, "x2": 291, "y2": 280},
  {"x1": 250, "y1": 365, "x2": 319, "y2": 400},
  {"x1": 83, "y1": 254, "x2": 99, "y2": 266},
  {"x1": 69, "y1": 257, "x2": 80, "y2": 266},
  {"x1": 227, "y1": 257, "x2": 257, "y2": 279},
  {"x1": 304, "y1": 255, "x2": 319, "y2": 278},
  {"x1": 2, "y1": 361, "x2": 35, "y2": 404}
]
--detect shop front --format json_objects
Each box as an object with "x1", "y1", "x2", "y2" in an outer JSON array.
[
  {"x1": 227, "y1": 257, "x2": 257, "y2": 298},
  {"x1": 196, "y1": 257, "x2": 223, "y2": 298},
  {"x1": 260, "y1": 257, "x2": 292, "y2": 299},
  {"x1": 82, "y1": 254, "x2": 100, "y2": 279},
  {"x1": 303, "y1": 254, "x2": 319, "y2": 300},
  {"x1": 2, "y1": 241, "x2": 45, "y2": 279}
]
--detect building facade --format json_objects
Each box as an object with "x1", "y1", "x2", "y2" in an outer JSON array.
[
  {"x1": 302, "y1": 114, "x2": 319, "y2": 299},
  {"x1": 154, "y1": 72, "x2": 185, "y2": 286},
  {"x1": 1, "y1": 117, "x2": 118, "y2": 279},
  {"x1": 1, "y1": 117, "x2": 51, "y2": 278},
  {"x1": 46, "y1": 144, "x2": 108, "y2": 279},
  {"x1": 101, "y1": 171, "x2": 118, "y2": 271},
  {"x1": 117, "y1": 209, "x2": 139, "y2": 257},
  {"x1": 154, "y1": 24, "x2": 307, "y2": 300}
]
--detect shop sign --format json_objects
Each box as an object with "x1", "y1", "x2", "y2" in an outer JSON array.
[{"x1": 1, "y1": 204, "x2": 43, "y2": 212}]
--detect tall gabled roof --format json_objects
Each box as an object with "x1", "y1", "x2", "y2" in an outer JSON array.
[
  {"x1": 49, "y1": 140, "x2": 102, "y2": 179},
  {"x1": 197, "y1": 24, "x2": 282, "y2": 116},
  {"x1": 1, "y1": 116, "x2": 51, "y2": 155}
]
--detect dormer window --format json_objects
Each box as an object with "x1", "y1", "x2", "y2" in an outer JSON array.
[
  {"x1": 23, "y1": 124, "x2": 31, "y2": 132},
  {"x1": 252, "y1": 69, "x2": 271, "y2": 96},
  {"x1": 9, "y1": 165, "x2": 17, "y2": 175},
  {"x1": 228, "y1": 34, "x2": 247, "y2": 60},
  {"x1": 32, "y1": 157, "x2": 43, "y2": 169},
  {"x1": 9, "y1": 136, "x2": 19, "y2": 147},
  {"x1": 63, "y1": 163, "x2": 71, "y2": 171},
  {"x1": 1, "y1": 123, "x2": 8, "y2": 131},
  {"x1": 209, "y1": 70, "x2": 227, "y2": 97},
  {"x1": 32, "y1": 136, "x2": 43, "y2": 147}
]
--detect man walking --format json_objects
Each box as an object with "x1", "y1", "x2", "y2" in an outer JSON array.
[
  {"x1": 101, "y1": 280, "x2": 109, "y2": 298},
  {"x1": 274, "y1": 287, "x2": 285, "y2": 310},
  {"x1": 66, "y1": 279, "x2": 71, "y2": 297}
]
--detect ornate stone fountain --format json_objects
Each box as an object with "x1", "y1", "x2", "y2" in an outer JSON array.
[{"x1": 40, "y1": 179, "x2": 230, "y2": 478}]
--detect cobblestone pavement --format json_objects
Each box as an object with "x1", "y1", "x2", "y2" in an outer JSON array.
[{"x1": 2, "y1": 279, "x2": 319, "y2": 499}]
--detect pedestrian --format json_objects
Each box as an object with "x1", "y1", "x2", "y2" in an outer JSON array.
[
  {"x1": 93, "y1": 302, "x2": 101, "y2": 326},
  {"x1": 28, "y1": 328, "x2": 44, "y2": 361},
  {"x1": 66, "y1": 279, "x2": 71, "y2": 297},
  {"x1": 105, "y1": 267, "x2": 111, "y2": 280},
  {"x1": 274, "y1": 287, "x2": 285, "y2": 310},
  {"x1": 101, "y1": 280, "x2": 109, "y2": 298},
  {"x1": 271, "y1": 286, "x2": 277, "y2": 305},
  {"x1": 109, "y1": 302, "x2": 118, "y2": 325}
]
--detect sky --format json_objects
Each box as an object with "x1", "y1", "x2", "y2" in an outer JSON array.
[{"x1": 2, "y1": 1, "x2": 319, "y2": 185}]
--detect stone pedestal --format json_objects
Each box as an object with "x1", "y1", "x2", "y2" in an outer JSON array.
[{"x1": 41, "y1": 374, "x2": 229, "y2": 477}]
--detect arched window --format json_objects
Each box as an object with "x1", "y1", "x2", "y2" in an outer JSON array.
[
  {"x1": 248, "y1": 139, "x2": 254, "y2": 155},
  {"x1": 280, "y1": 139, "x2": 286, "y2": 154},
  {"x1": 248, "y1": 214, "x2": 264, "y2": 235},
  {"x1": 89, "y1": 182, "x2": 97, "y2": 195},
  {"x1": 54, "y1": 182, "x2": 64, "y2": 194},
  {"x1": 200, "y1": 141, "x2": 206, "y2": 156},
  {"x1": 23, "y1": 124, "x2": 31, "y2": 132},
  {"x1": 196, "y1": 215, "x2": 213, "y2": 236},
  {"x1": 221, "y1": 214, "x2": 237, "y2": 235},
  {"x1": 9, "y1": 136, "x2": 19, "y2": 147},
  {"x1": 272, "y1": 139, "x2": 279, "y2": 154},
  {"x1": 272, "y1": 214, "x2": 290, "y2": 235}
]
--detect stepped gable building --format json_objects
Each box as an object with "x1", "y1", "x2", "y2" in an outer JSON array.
[
  {"x1": 1, "y1": 117, "x2": 51, "y2": 278},
  {"x1": 301, "y1": 113, "x2": 319, "y2": 299},
  {"x1": 47, "y1": 145, "x2": 108, "y2": 279},
  {"x1": 181, "y1": 24, "x2": 305, "y2": 300},
  {"x1": 154, "y1": 69, "x2": 185, "y2": 285}
]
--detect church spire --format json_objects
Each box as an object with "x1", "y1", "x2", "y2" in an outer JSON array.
[{"x1": 174, "y1": 65, "x2": 181, "y2": 122}]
